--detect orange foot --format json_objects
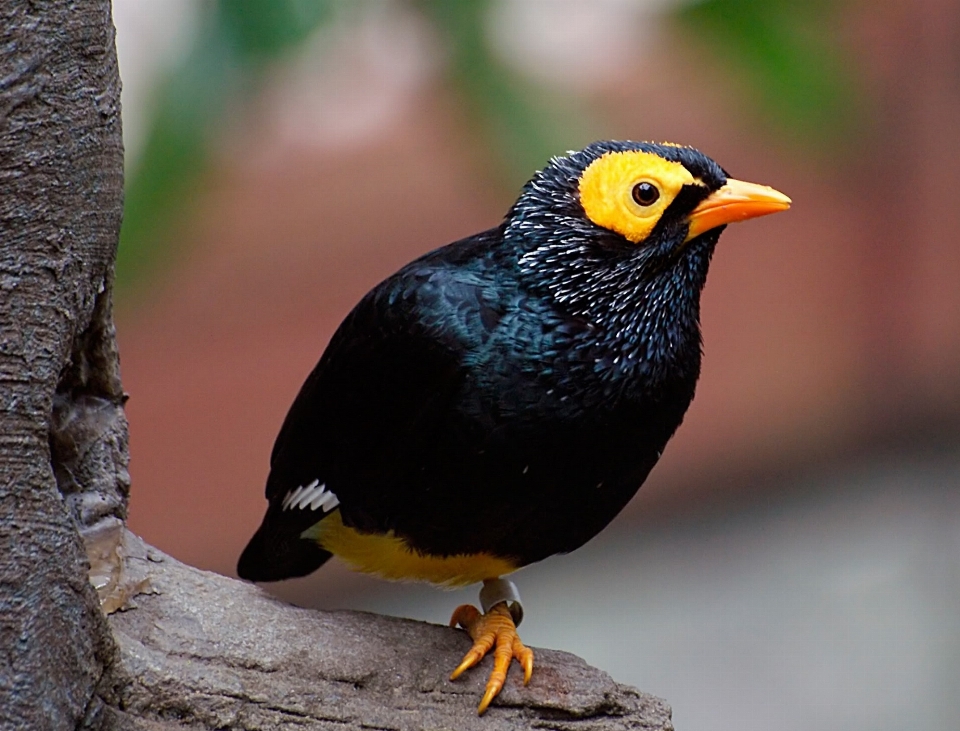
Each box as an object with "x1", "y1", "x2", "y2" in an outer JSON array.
[{"x1": 449, "y1": 602, "x2": 534, "y2": 715}]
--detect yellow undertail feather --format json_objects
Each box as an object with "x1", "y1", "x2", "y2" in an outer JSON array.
[{"x1": 303, "y1": 511, "x2": 518, "y2": 587}]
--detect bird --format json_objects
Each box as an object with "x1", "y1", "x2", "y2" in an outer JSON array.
[{"x1": 238, "y1": 140, "x2": 790, "y2": 714}]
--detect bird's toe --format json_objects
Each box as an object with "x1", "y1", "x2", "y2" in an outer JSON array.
[{"x1": 449, "y1": 602, "x2": 534, "y2": 715}]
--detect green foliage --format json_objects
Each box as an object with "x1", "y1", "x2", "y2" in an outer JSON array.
[
  {"x1": 677, "y1": 0, "x2": 862, "y2": 144},
  {"x1": 218, "y1": 0, "x2": 333, "y2": 63},
  {"x1": 116, "y1": 0, "x2": 334, "y2": 293},
  {"x1": 419, "y1": 0, "x2": 592, "y2": 190},
  {"x1": 118, "y1": 0, "x2": 864, "y2": 293},
  {"x1": 115, "y1": 26, "x2": 233, "y2": 289}
]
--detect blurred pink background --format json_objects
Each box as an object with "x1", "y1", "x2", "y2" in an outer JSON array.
[{"x1": 112, "y1": 2, "x2": 960, "y2": 730}]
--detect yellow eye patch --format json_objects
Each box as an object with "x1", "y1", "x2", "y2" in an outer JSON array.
[{"x1": 578, "y1": 150, "x2": 698, "y2": 243}]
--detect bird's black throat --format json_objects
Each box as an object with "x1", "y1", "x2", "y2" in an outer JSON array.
[
  {"x1": 511, "y1": 210, "x2": 721, "y2": 401},
  {"x1": 505, "y1": 140, "x2": 725, "y2": 400}
]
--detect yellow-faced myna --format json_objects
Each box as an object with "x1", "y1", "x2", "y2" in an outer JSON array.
[{"x1": 238, "y1": 141, "x2": 790, "y2": 713}]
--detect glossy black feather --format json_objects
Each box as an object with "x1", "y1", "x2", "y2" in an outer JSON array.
[{"x1": 238, "y1": 141, "x2": 728, "y2": 582}]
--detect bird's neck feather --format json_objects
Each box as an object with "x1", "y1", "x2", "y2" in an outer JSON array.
[{"x1": 514, "y1": 228, "x2": 717, "y2": 393}]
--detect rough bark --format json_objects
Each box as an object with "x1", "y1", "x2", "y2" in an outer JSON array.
[
  {"x1": 0, "y1": 3, "x2": 673, "y2": 730},
  {"x1": 97, "y1": 531, "x2": 673, "y2": 731},
  {"x1": 0, "y1": 1, "x2": 126, "y2": 728}
]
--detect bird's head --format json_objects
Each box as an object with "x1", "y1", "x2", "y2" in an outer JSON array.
[
  {"x1": 508, "y1": 140, "x2": 788, "y2": 320},
  {"x1": 506, "y1": 141, "x2": 790, "y2": 380}
]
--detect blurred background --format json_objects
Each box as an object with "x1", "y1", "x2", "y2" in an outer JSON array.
[{"x1": 111, "y1": 1, "x2": 960, "y2": 729}]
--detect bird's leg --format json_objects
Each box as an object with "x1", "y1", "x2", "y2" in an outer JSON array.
[{"x1": 449, "y1": 578, "x2": 533, "y2": 715}]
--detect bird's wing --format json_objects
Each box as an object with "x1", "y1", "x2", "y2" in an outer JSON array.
[
  {"x1": 265, "y1": 247, "x2": 504, "y2": 528},
  {"x1": 238, "y1": 251, "x2": 498, "y2": 581}
]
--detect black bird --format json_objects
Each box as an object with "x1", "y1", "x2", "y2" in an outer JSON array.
[{"x1": 238, "y1": 140, "x2": 790, "y2": 713}]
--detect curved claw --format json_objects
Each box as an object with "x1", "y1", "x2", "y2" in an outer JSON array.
[
  {"x1": 449, "y1": 602, "x2": 534, "y2": 715},
  {"x1": 449, "y1": 604, "x2": 481, "y2": 630},
  {"x1": 517, "y1": 637, "x2": 534, "y2": 685}
]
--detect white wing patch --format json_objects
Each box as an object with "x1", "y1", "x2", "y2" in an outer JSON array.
[{"x1": 281, "y1": 479, "x2": 340, "y2": 513}]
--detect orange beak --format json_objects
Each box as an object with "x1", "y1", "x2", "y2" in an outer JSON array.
[{"x1": 684, "y1": 178, "x2": 791, "y2": 243}]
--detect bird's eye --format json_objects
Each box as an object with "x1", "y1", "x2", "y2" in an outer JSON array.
[{"x1": 632, "y1": 182, "x2": 660, "y2": 207}]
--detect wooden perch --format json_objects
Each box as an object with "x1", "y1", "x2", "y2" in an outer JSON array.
[{"x1": 96, "y1": 530, "x2": 672, "y2": 731}]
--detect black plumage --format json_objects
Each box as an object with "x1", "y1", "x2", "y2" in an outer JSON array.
[{"x1": 238, "y1": 141, "x2": 763, "y2": 583}]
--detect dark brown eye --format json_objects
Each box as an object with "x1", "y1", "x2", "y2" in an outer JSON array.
[{"x1": 632, "y1": 181, "x2": 660, "y2": 206}]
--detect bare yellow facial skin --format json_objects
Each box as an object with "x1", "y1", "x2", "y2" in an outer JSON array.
[{"x1": 578, "y1": 150, "x2": 698, "y2": 243}]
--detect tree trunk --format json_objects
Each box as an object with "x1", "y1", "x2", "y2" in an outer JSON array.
[
  {"x1": 0, "y1": 1, "x2": 126, "y2": 728},
  {"x1": 0, "y1": 4, "x2": 673, "y2": 730}
]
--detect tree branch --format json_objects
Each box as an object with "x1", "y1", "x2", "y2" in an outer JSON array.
[{"x1": 98, "y1": 531, "x2": 673, "y2": 731}]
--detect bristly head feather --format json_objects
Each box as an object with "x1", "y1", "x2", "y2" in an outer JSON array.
[{"x1": 505, "y1": 141, "x2": 727, "y2": 388}]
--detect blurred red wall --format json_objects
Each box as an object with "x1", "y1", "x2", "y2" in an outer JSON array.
[{"x1": 120, "y1": 2, "x2": 960, "y2": 577}]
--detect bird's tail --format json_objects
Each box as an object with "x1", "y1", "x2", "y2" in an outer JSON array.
[{"x1": 237, "y1": 513, "x2": 333, "y2": 582}]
